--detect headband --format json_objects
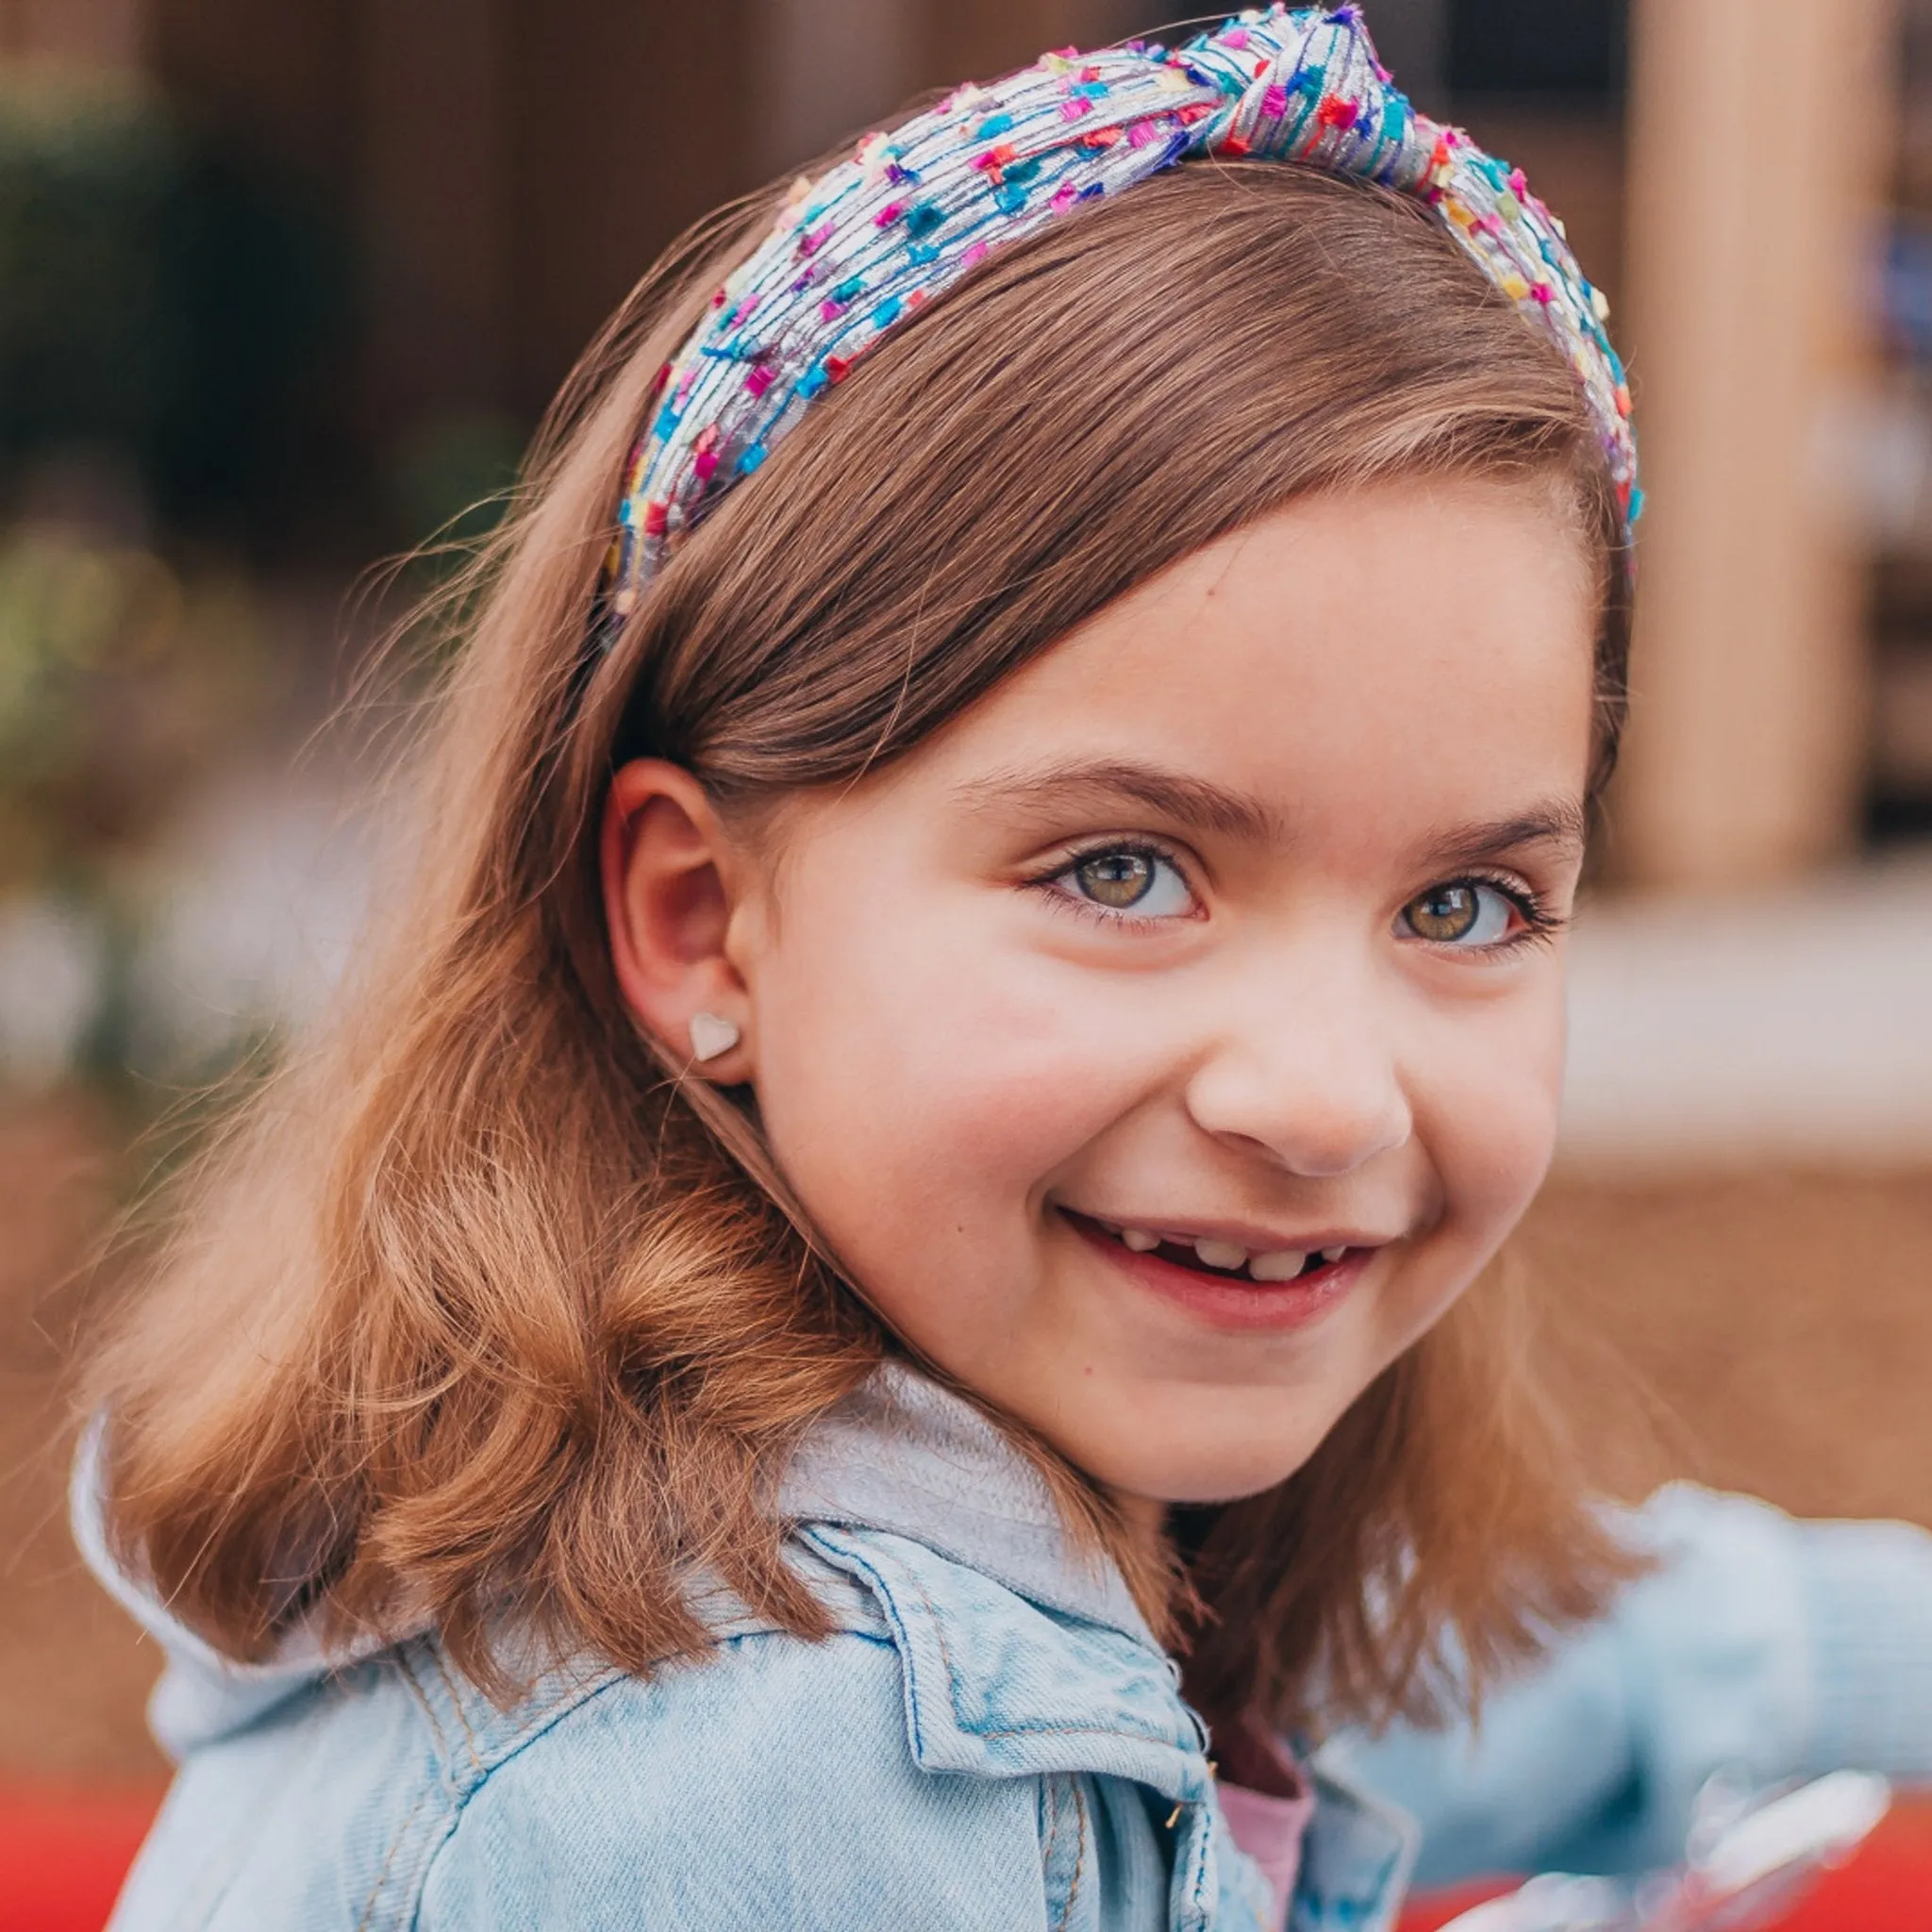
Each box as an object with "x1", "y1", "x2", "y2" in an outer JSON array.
[{"x1": 600, "y1": 4, "x2": 1637, "y2": 633}]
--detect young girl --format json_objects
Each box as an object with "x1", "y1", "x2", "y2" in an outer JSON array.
[{"x1": 84, "y1": 9, "x2": 1643, "y2": 1927}]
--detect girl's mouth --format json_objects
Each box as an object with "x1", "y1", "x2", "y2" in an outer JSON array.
[{"x1": 1059, "y1": 1208, "x2": 1370, "y2": 1331}]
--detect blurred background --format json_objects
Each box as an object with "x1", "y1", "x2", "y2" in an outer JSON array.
[{"x1": 1, "y1": 0, "x2": 1930, "y2": 1919}]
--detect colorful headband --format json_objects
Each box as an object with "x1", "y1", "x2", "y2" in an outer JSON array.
[{"x1": 600, "y1": 4, "x2": 1637, "y2": 633}]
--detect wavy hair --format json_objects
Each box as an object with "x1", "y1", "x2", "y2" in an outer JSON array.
[{"x1": 89, "y1": 159, "x2": 1636, "y2": 1732}]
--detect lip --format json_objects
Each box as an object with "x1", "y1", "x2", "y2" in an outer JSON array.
[{"x1": 1061, "y1": 1208, "x2": 1377, "y2": 1335}]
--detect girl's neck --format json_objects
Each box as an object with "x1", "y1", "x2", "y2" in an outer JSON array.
[{"x1": 1113, "y1": 1489, "x2": 1170, "y2": 1540}]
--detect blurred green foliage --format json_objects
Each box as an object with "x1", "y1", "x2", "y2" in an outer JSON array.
[
  {"x1": 385, "y1": 405, "x2": 526, "y2": 556},
  {"x1": 0, "y1": 523, "x2": 268, "y2": 894},
  {"x1": 0, "y1": 78, "x2": 178, "y2": 469},
  {"x1": 0, "y1": 75, "x2": 344, "y2": 1105},
  {"x1": 0, "y1": 69, "x2": 344, "y2": 526}
]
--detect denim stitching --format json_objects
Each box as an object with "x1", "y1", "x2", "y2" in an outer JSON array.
[
  {"x1": 352, "y1": 1784, "x2": 430, "y2": 1932},
  {"x1": 382, "y1": 1658, "x2": 631, "y2": 1927},
  {"x1": 1186, "y1": 1802, "x2": 1215, "y2": 1926},
  {"x1": 798, "y1": 1530, "x2": 935, "y2": 1761},
  {"x1": 427, "y1": 1646, "x2": 484, "y2": 1777},
  {"x1": 394, "y1": 1651, "x2": 454, "y2": 1776},
  {"x1": 485, "y1": 1663, "x2": 627, "y2": 1768},
  {"x1": 1041, "y1": 1770, "x2": 1063, "y2": 1873},
  {"x1": 387, "y1": 1783, "x2": 465, "y2": 1932},
  {"x1": 1055, "y1": 1774, "x2": 1089, "y2": 1932}
]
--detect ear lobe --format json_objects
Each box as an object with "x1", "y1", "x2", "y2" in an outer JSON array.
[{"x1": 601, "y1": 758, "x2": 755, "y2": 1079}]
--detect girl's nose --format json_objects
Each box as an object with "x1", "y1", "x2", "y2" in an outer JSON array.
[{"x1": 1181, "y1": 978, "x2": 1414, "y2": 1179}]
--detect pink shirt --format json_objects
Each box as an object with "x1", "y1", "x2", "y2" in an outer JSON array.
[{"x1": 1216, "y1": 1720, "x2": 1317, "y2": 1929}]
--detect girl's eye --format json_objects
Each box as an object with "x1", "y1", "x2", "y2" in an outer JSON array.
[
  {"x1": 1398, "y1": 879, "x2": 1521, "y2": 947},
  {"x1": 1055, "y1": 847, "x2": 1193, "y2": 919}
]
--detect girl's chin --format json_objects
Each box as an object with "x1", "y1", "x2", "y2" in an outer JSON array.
[
  {"x1": 1089, "y1": 1444, "x2": 1330, "y2": 1513},
  {"x1": 1034, "y1": 1393, "x2": 1341, "y2": 1511}
]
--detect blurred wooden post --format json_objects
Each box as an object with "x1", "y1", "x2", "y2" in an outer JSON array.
[
  {"x1": 1357, "y1": 0, "x2": 1445, "y2": 96},
  {"x1": 753, "y1": 0, "x2": 918, "y2": 176},
  {"x1": 505, "y1": 2, "x2": 752, "y2": 413},
  {"x1": 919, "y1": 2, "x2": 1161, "y2": 95},
  {"x1": 1, "y1": 0, "x2": 144, "y2": 66},
  {"x1": 750, "y1": 0, "x2": 1144, "y2": 177},
  {"x1": 1614, "y1": 0, "x2": 1899, "y2": 888},
  {"x1": 361, "y1": 0, "x2": 511, "y2": 429}
]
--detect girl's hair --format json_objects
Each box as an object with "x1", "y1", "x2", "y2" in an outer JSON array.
[{"x1": 90, "y1": 159, "x2": 1635, "y2": 1733}]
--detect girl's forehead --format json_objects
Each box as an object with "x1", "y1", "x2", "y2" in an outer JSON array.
[{"x1": 924, "y1": 479, "x2": 1598, "y2": 799}]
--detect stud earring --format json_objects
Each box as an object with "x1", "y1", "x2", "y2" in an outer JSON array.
[{"x1": 688, "y1": 1011, "x2": 741, "y2": 1064}]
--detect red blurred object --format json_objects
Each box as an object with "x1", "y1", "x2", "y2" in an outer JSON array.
[
  {"x1": 0, "y1": 1788, "x2": 162, "y2": 1932},
  {"x1": 1775, "y1": 1800, "x2": 1932, "y2": 1930},
  {"x1": 1402, "y1": 1881, "x2": 1516, "y2": 1930},
  {"x1": 1398, "y1": 1802, "x2": 1932, "y2": 1932},
  {"x1": 0, "y1": 1786, "x2": 1928, "y2": 1932}
]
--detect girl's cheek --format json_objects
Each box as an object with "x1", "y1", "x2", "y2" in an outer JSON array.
[
  {"x1": 764, "y1": 943, "x2": 1161, "y2": 1194},
  {"x1": 750, "y1": 890, "x2": 1178, "y2": 1275},
  {"x1": 1422, "y1": 988, "x2": 1569, "y2": 1241}
]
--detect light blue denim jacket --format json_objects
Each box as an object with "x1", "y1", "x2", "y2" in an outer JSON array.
[
  {"x1": 81, "y1": 1367, "x2": 1932, "y2": 1927},
  {"x1": 80, "y1": 1365, "x2": 1415, "y2": 1932},
  {"x1": 1329, "y1": 1482, "x2": 1932, "y2": 1887}
]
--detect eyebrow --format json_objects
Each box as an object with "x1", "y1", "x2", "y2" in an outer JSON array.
[
  {"x1": 951, "y1": 758, "x2": 1289, "y2": 845},
  {"x1": 954, "y1": 758, "x2": 1588, "y2": 868},
  {"x1": 1422, "y1": 800, "x2": 1590, "y2": 869}
]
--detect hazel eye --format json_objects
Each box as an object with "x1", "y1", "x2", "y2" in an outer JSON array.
[
  {"x1": 1399, "y1": 879, "x2": 1518, "y2": 947},
  {"x1": 1056, "y1": 847, "x2": 1193, "y2": 918}
]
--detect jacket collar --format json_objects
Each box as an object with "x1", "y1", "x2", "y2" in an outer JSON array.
[
  {"x1": 783, "y1": 1363, "x2": 1416, "y2": 1932},
  {"x1": 81, "y1": 1366, "x2": 1417, "y2": 1928}
]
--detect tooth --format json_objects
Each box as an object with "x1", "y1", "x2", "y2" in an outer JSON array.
[
  {"x1": 1322, "y1": 1245, "x2": 1347, "y2": 1264},
  {"x1": 1121, "y1": 1227, "x2": 1159, "y2": 1253},
  {"x1": 1194, "y1": 1239, "x2": 1248, "y2": 1271},
  {"x1": 1248, "y1": 1250, "x2": 1309, "y2": 1282}
]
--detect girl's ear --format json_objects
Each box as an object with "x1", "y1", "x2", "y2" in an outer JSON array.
[{"x1": 601, "y1": 758, "x2": 756, "y2": 1082}]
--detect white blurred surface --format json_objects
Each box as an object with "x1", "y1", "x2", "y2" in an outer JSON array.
[
  {"x1": 0, "y1": 757, "x2": 373, "y2": 1091},
  {"x1": 1558, "y1": 855, "x2": 1932, "y2": 1170},
  {"x1": 125, "y1": 758, "x2": 374, "y2": 1073},
  {"x1": 0, "y1": 898, "x2": 104, "y2": 1088}
]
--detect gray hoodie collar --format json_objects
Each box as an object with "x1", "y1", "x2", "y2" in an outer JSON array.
[
  {"x1": 781, "y1": 1361, "x2": 1156, "y2": 1645},
  {"x1": 73, "y1": 1361, "x2": 1156, "y2": 1756}
]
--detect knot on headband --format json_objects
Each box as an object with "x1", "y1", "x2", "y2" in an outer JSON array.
[{"x1": 601, "y1": 5, "x2": 1637, "y2": 633}]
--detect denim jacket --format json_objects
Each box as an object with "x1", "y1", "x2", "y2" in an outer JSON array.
[
  {"x1": 80, "y1": 1369, "x2": 1932, "y2": 1926},
  {"x1": 1328, "y1": 1482, "x2": 1932, "y2": 1886},
  {"x1": 80, "y1": 1365, "x2": 1416, "y2": 1932}
]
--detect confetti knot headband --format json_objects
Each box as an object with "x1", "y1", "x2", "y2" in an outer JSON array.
[{"x1": 600, "y1": 3, "x2": 1638, "y2": 635}]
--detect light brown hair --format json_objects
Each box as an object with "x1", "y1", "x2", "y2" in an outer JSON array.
[{"x1": 90, "y1": 159, "x2": 1635, "y2": 1734}]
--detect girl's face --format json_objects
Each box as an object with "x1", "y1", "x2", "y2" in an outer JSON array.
[{"x1": 619, "y1": 478, "x2": 1598, "y2": 1510}]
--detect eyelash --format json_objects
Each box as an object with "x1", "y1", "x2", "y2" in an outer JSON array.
[
  {"x1": 1432, "y1": 871, "x2": 1568, "y2": 954},
  {"x1": 1023, "y1": 838, "x2": 1199, "y2": 931},
  {"x1": 1024, "y1": 848, "x2": 1568, "y2": 954}
]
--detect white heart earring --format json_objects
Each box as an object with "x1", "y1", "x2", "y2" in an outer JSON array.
[{"x1": 688, "y1": 1011, "x2": 741, "y2": 1064}]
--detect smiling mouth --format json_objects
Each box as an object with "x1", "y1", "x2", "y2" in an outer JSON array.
[{"x1": 1062, "y1": 1210, "x2": 1355, "y2": 1287}]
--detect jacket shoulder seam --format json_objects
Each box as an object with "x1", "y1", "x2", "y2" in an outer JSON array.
[{"x1": 438, "y1": 1623, "x2": 896, "y2": 1800}]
